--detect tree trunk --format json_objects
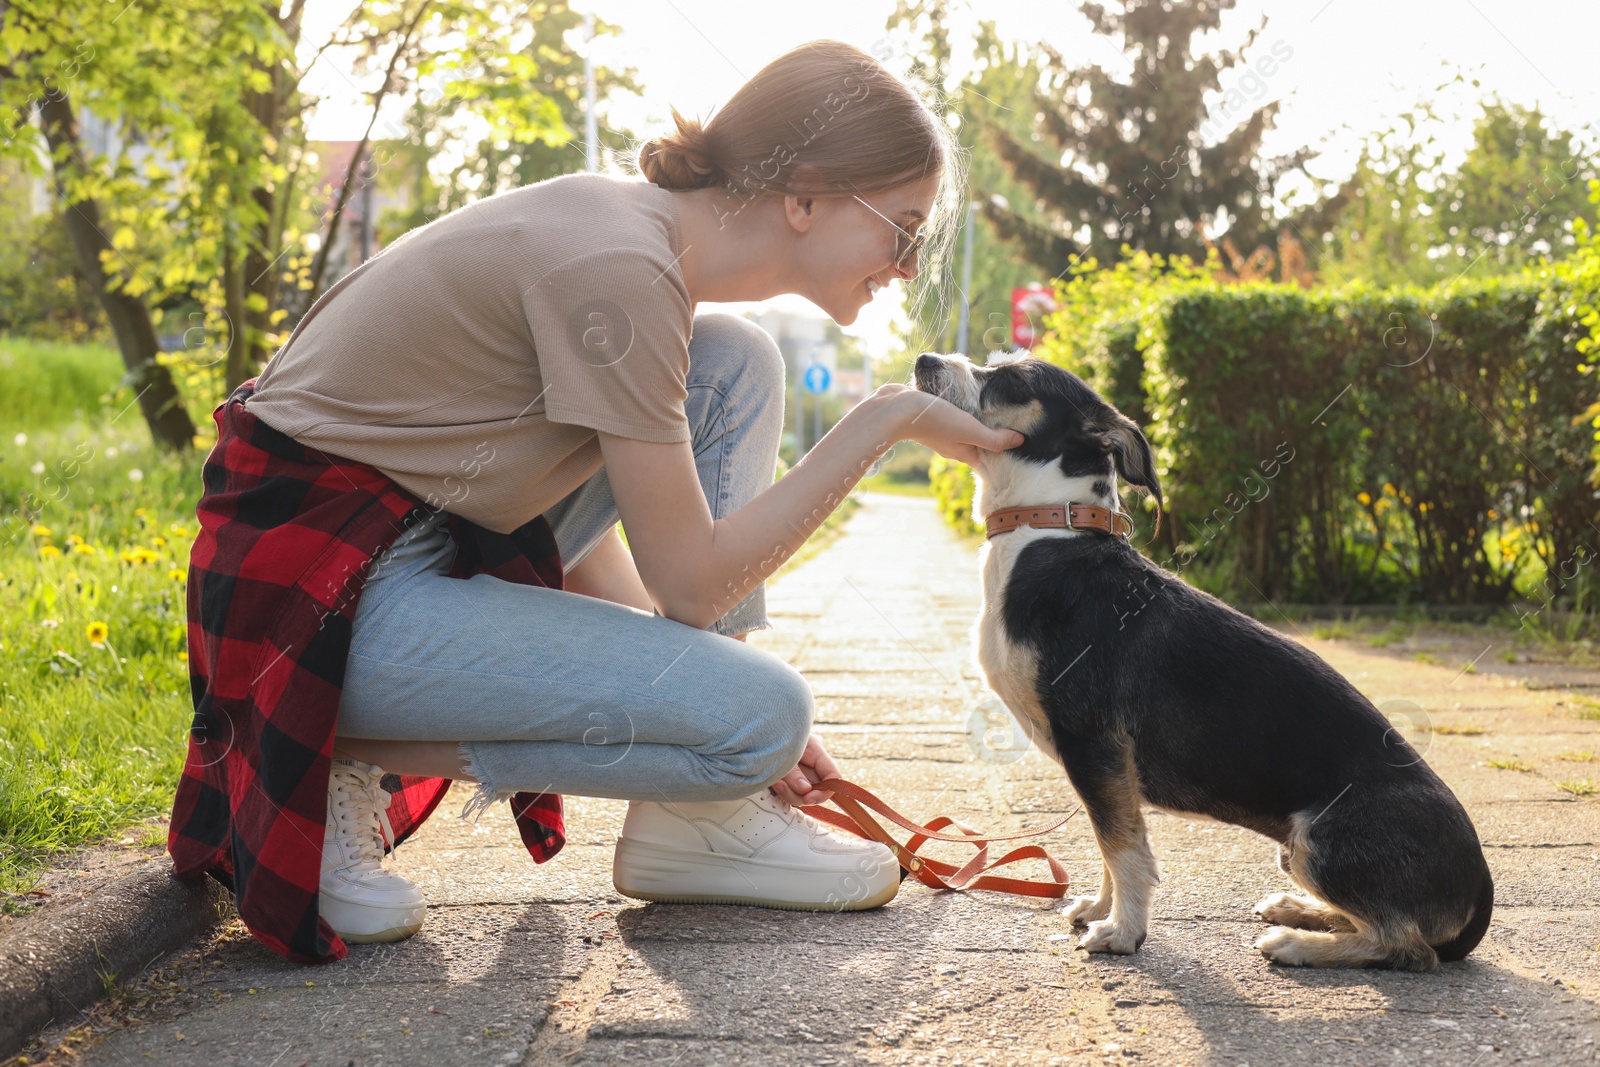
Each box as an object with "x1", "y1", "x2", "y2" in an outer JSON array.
[
  {"x1": 223, "y1": 227, "x2": 249, "y2": 393},
  {"x1": 37, "y1": 90, "x2": 196, "y2": 451},
  {"x1": 237, "y1": 54, "x2": 281, "y2": 388}
]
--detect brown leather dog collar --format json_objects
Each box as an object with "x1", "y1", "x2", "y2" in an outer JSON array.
[{"x1": 984, "y1": 502, "x2": 1133, "y2": 540}]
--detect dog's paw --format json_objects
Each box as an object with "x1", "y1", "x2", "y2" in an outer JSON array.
[
  {"x1": 1064, "y1": 894, "x2": 1112, "y2": 928},
  {"x1": 1253, "y1": 892, "x2": 1354, "y2": 932},
  {"x1": 1077, "y1": 918, "x2": 1145, "y2": 955},
  {"x1": 1255, "y1": 925, "x2": 1316, "y2": 966}
]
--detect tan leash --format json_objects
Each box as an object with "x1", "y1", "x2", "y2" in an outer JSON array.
[{"x1": 800, "y1": 777, "x2": 1079, "y2": 899}]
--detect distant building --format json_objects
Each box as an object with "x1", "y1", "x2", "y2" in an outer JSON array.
[{"x1": 306, "y1": 140, "x2": 412, "y2": 287}]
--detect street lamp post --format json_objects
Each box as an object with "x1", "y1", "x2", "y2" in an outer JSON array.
[{"x1": 956, "y1": 200, "x2": 977, "y2": 355}]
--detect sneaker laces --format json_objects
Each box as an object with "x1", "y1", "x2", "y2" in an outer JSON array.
[
  {"x1": 753, "y1": 789, "x2": 840, "y2": 841},
  {"x1": 328, "y1": 759, "x2": 396, "y2": 870}
]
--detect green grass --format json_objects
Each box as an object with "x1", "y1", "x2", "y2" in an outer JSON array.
[
  {"x1": 1364, "y1": 622, "x2": 1412, "y2": 648},
  {"x1": 1555, "y1": 779, "x2": 1597, "y2": 798},
  {"x1": 1568, "y1": 696, "x2": 1600, "y2": 721},
  {"x1": 0, "y1": 340, "x2": 202, "y2": 901},
  {"x1": 1487, "y1": 757, "x2": 1536, "y2": 772},
  {"x1": 1311, "y1": 619, "x2": 1357, "y2": 640},
  {"x1": 0, "y1": 335, "x2": 125, "y2": 432}
]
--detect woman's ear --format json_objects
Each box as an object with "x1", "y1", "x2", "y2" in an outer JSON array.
[
  {"x1": 783, "y1": 194, "x2": 816, "y2": 233},
  {"x1": 782, "y1": 163, "x2": 824, "y2": 234}
]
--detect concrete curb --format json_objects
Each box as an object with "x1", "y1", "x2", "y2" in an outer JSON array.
[{"x1": 0, "y1": 864, "x2": 226, "y2": 1059}]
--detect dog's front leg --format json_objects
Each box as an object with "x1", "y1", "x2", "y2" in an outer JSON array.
[
  {"x1": 1064, "y1": 865, "x2": 1113, "y2": 928},
  {"x1": 1058, "y1": 735, "x2": 1158, "y2": 955}
]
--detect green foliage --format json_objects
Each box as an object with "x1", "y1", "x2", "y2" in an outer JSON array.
[
  {"x1": 1435, "y1": 99, "x2": 1599, "y2": 271},
  {"x1": 377, "y1": 0, "x2": 639, "y2": 241},
  {"x1": 870, "y1": 442, "x2": 935, "y2": 485},
  {"x1": 974, "y1": 255, "x2": 1600, "y2": 608},
  {"x1": 980, "y1": 0, "x2": 1317, "y2": 275},
  {"x1": 1572, "y1": 181, "x2": 1600, "y2": 466},
  {"x1": 882, "y1": 7, "x2": 1053, "y2": 355},
  {"x1": 0, "y1": 159, "x2": 104, "y2": 341},
  {"x1": 0, "y1": 344, "x2": 200, "y2": 894},
  {"x1": 1322, "y1": 98, "x2": 1600, "y2": 287},
  {"x1": 928, "y1": 454, "x2": 979, "y2": 538}
]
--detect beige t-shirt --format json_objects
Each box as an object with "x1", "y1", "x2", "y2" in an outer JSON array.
[{"x1": 247, "y1": 172, "x2": 693, "y2": 534}]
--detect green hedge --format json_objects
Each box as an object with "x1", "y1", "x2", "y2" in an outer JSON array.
[
  {"x1": 929, "y1": 454, "x2": 980, "y2": 539},
  {"x1": 930, "y1": 255, "x2": 1600, "y2": 608},
  {"x1": 1136, "y1": 277, "x2": 1598, "y2": 604}
]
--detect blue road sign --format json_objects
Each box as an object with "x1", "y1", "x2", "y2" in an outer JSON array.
[{"x1": 803, "y1": 364, "x2": 831, "y2": 394}]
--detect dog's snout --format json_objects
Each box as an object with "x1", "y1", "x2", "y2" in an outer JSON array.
[{"x1": 915, "y1": 353, "x2": 942, "y2": 373}]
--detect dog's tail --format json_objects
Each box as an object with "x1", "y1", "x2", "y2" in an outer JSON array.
[{"x1": 1432, "y1": 861, "x2": 1494, "y2": 962}]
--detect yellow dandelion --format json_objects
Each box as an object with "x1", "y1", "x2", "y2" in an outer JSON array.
[
  {"x1": 167, "y1": 568, "x2": 185, "y2": 581},
  {"x1": 153, "y1": 536, "x2": 166, "y2": 547},
  {"x1": 1382, "y1": 483, "x2": 1396, "y2": 496},
  {"x1": 71, "y1": 544, "x2": 97, "y2": 556},
  {"x1": 118, "y1": 549, "x2": 135, "y2": 563},
  {"x1": 178, "y1": 650, "x2": 189, "y2": 663},
  {"x1": 31, "y1": 524, "x2": 52, "y2": 537},
  {"x1": 86, "y1": 621, "x2": 109, "y2": 643},
  {"x1": 132, "y1": 546, "x2": 159, "y2": 564},
  {"x1": 66, "y1": 534, "x2": 84, "y2": 546},
  {"x1": 39, "y1": 545, "x2": 62, "y2": 559},
  {"x1": 135, "y1": 508, "x2": 147, "y2": 517},
  {"x1": 1356, "y1": 492, "x2": 1371, "y2": 506}
]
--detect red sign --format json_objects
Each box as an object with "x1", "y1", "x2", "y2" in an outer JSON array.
[{"x1": 1011, "y1": 284, "x2": 1057, "y2": 349}]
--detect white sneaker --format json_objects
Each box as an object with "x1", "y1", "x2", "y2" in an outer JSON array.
[
  {"x1": 613, "y1": 789, "x2": 901, "y2": 911},
  {"x1": 319, "y1": 757, "x2": 427, "y2": 943}
]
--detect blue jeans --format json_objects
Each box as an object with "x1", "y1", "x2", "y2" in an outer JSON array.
[{"x1": 335, "y1": 314, "x2": 813, "y2": 819}]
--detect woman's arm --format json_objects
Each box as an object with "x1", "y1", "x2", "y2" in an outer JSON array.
[
  {"x1": 562, "y1": 525, "x2": 655, "y2": 613},
  {"x1": 598, "y1": 386, "x2": 1021, "y2": 630}
]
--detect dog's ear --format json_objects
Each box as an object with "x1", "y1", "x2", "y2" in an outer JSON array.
[{"x1": 1103, "y1": 416, "x2": 1162, "y2": 507}]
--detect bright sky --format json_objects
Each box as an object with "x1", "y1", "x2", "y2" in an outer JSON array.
[{"x1": 300, "y1": 0, "x2": 1600, "y2": 359}]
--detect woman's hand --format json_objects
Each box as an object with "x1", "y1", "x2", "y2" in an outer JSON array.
[
  {"x1": 875, "y1": 383, "x2": 1024, "y2": 467},
  {"x1": 769, "y1": 733, "x2": 843, "y2": 807}
]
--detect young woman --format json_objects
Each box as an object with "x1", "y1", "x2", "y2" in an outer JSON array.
[{"x1": 171, "y1": 38, "x2": 1023, "y2": 961}]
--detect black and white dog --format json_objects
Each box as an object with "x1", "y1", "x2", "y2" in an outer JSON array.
[{"x1": 913, "y1": 352, "x2": 1492, "y2": 970}]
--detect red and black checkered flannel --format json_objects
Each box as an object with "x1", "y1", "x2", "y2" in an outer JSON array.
[{"x1": 169, "y1": 379, "x2": 567, "y2": 965}]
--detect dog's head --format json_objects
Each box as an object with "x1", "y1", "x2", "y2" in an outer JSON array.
[{"x1": 911, "y1": 352, "x2": 1162, "y2": 524}]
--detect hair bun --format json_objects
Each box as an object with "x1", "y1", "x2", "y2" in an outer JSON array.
[{"x1": 638, "y1": 108, "x2": 720, "y2": 190}]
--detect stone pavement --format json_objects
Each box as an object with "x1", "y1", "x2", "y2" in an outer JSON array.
[{"x1": 46, "y1": 491, "x2": 1600, "y2": 1065}]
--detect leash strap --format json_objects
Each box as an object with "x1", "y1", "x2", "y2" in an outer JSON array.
[{"x1": 799, "y1": 776, "x2": 1077, "y2": 899}]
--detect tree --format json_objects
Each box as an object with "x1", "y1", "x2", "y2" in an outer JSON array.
[
  {"x1": 1435, "y1": 97, "x2": 1599, "y2": 276},
  {"x1": 881, "y1": 3, "x2": 1051, "y2": 356},
  {"x1": 1320, "y1": 97, "x2": 1600, "y2": 288},
  {"x1": 1316, "y1": 110, "x2": 1446, "y2": 289},
  {"x1": 977, "y1": 0, "x2": 1320, "y2": 279},
  {"x1": 3, "y1": 0, "x2": 598, "y2": 441},
  {"x1": 377, "y1": 0, "x2": 639, "y2": 240},
  {"x1": 0, "y1": 0, "x2": 287, "y2": 447}
]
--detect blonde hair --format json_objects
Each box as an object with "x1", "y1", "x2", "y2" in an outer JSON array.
[{"x1": 636, "y1": 39, "x2": 967, "y2": 323}]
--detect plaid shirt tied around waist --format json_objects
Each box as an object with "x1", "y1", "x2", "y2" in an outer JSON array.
[{"x1": 168, "y1": 379, "x2": 566, "y2": 964}]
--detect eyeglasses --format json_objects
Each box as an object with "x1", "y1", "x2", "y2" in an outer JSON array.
[{"x1": 852, "y1": 194, "x2": 927, "y2": 271}]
